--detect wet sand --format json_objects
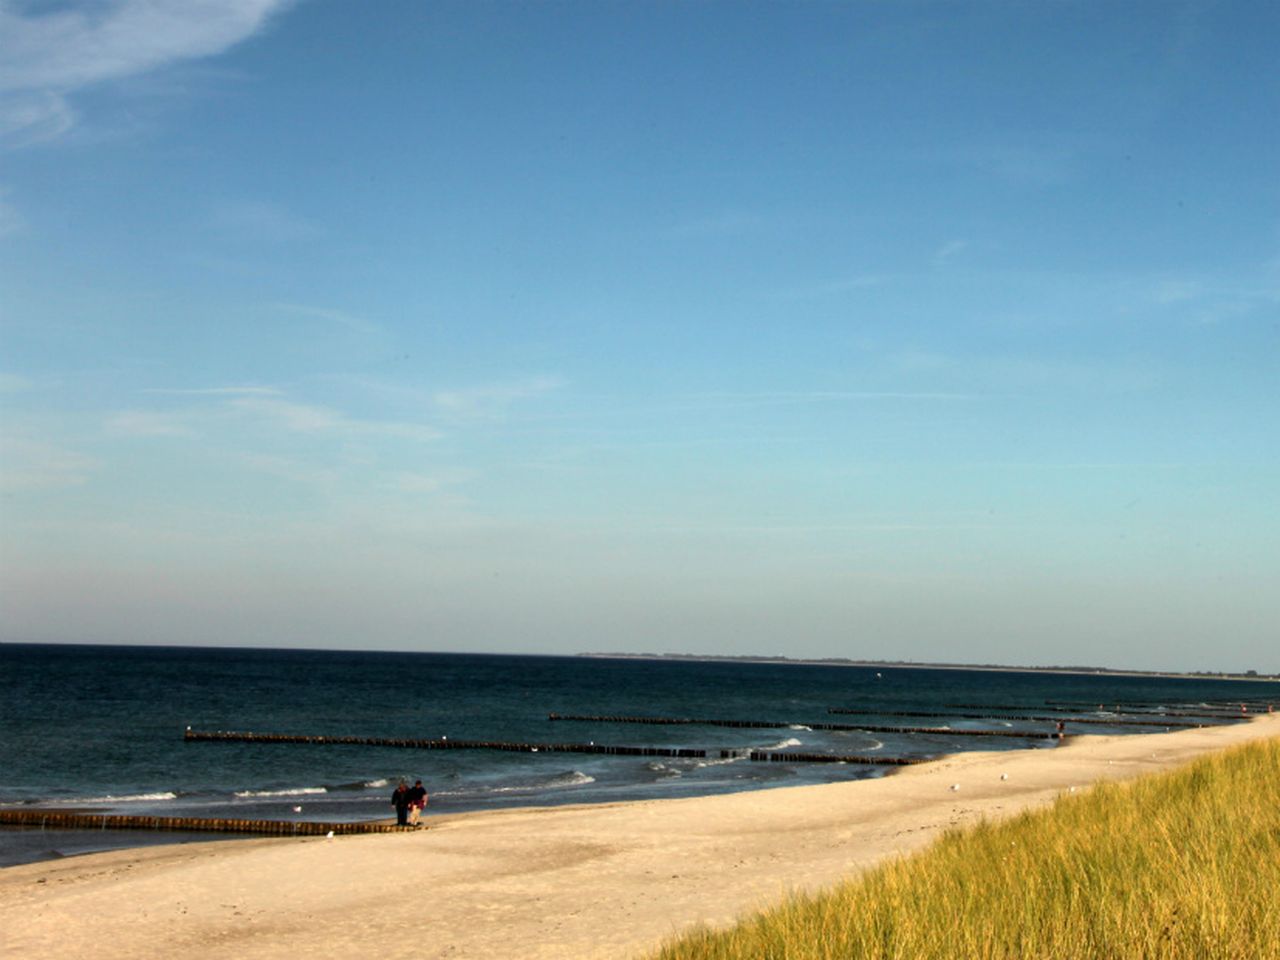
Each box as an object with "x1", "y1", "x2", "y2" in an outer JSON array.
[{"x1": 2, "y1": 713, "x2": 1276, "y2": 960}]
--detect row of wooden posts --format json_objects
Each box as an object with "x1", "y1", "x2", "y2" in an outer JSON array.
[
  {"x1": 0, "y1": 808, "x2": 401, "y2": 835},
  {"x1": 184, "y1": 728, "x2": 708, "y2": 758},
  {"x1": 827, "y1": 708, "x2": 1203, "y2": 728},
  {"x1": 545, "y1": 713, "x2": 1063, "y2": 740},
  {"x1": 1044, "y1": 701, "x2": 1274, "y2": 716},
  {"x1": 932, "y1": 702, "x2": 1248, "y2": 721}
]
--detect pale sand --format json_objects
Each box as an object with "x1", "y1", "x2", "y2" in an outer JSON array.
[{"x1": 3, "y1": 714, "x2": 1276, "y2": 960}]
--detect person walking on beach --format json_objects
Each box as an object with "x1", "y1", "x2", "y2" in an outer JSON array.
[
  {"x1": 408, "y1": 779, "x2": 428, "y2": 826},
  {"x1": 391, "y1": 780, "x2": 411, "y2": 826}
]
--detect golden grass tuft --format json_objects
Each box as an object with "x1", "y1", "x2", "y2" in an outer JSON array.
[{"x1": 651, "y1": 737, "x2": 1280, "y2": 960}]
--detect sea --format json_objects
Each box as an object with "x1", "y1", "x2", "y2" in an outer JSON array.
[{"x1": 2, "y1": 643, "x2": 1275, "y2": 868}]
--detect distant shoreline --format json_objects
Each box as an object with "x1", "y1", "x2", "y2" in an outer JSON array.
[{"x1": 576, "y1": 652, "x2": 1278, "y2": 683}]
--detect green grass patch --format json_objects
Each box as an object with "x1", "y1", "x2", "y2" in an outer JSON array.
[{"x1": 651, "y1": 738, "x2": 1280, "y2": 960}]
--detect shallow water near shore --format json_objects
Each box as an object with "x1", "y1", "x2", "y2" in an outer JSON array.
[{"x1": 2, "y1": 643, "x2": 1273, "y2": 867}]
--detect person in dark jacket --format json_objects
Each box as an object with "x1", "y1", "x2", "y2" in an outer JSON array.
[
  {"x1": 391, "y1": 780, "x2": 411, "y2": 826},
  {"x1": 407, "y1": 779, "x2": 427, "y2": 826}
]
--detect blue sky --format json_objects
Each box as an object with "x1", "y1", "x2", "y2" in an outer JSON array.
[{"x1": 1, "y1": 0, "x2": 1277, "y2": 671}]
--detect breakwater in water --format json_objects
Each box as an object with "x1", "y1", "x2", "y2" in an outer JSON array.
[
  {"x1": 827, "y1": 708, "x2": 1208, "y2": 728},
  {"x1": 184, "y1": 728, "x2": 709, "y2": 758},
  {"x1": 185, "y1": 728, "x2": 929, "y2": 763},
  {"x1": 0, "y1": 809, "x2": 399, "y2": 836},
  {"x1": 546, "y1": 713, "x2": 1062, "y2": 741}
]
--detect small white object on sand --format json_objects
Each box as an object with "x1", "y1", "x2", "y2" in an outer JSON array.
[{"x1": 949, "y1": 783, "x2": 960, "y2": 791}]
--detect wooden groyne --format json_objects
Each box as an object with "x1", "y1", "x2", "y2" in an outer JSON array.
[
  {"x1": 1044, "y1": 699, "x2": 1274, "y2": 711},
  {"x1": 829, "y1": 708, "x2": 1207, "y2": 728},
  {"x1": 546, "y1": 714, "x2": 1061, "y2": 741},
  {"x1": 946, "y1": 700, "x2": 1253, "y2": 719},
  {"x1": 185, "y1": 728, "x2": 707, "y2": 758},
  {"x1": 188, "y1": 726, "x2": 941, "y2": 766},
  {"x1": 549, "y1": 713, "x2": 781, "y2": 729},
  {"x1": 730, "y1": 750, "x2": 927, "y2": 766},
  {"x1": 0, "y1": 809, "x2": 399, "y2": 836}
]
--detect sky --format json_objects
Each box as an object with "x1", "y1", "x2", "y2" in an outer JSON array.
[{"x1": 1, "y1": 0, "x2": 1277, "y2": 672}]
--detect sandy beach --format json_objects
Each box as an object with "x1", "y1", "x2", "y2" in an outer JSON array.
[{"x1": 3, "y1": 713, "x2": 1276, "y2": 960}]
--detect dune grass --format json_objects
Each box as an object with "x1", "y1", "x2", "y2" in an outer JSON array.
[{"x1": 651, "y1": 737, "x2": 1280, "y2": 960}]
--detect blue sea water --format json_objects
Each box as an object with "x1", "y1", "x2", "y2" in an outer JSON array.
[{"x1": 1, "y1": 643, "x2": 1274, "y2": 868}]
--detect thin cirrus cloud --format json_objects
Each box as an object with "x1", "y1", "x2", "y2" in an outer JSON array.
[
  {"x1": 111, "y1": 387, "x2": 439, "y2": 442},
  {"x1": 141, "y1": 385, "x2": 282, "y2": 397},
  {"x1": 268, "y1": 302, "x2": 383, "y2": 336},
  {"x1": 226, "y1": 395, "x2": 440, "y2": 441},
  {"x1": 0, "y1": 0, "x2": 295, "y2": 147},
  {"x1": 0, "y1": 435, "x2": 99, "y2": 491},
  {"x1": 433, "y1": 376, "x2": 565, "y2": 418},
  {"x1": 105, "y1": 409, "x2": 194, "y2": 437},
  {"x1": 209, "y1": 200, "x2": 322, "y2": 243}
]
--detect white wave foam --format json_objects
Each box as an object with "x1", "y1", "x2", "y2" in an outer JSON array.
[
  {"x1": 363, "y1": 778, "x2": 389, "y2": 789},
  {"x1": 762, "y1": 737, "x2": 803, "y2": 750},
  {"x1": 551, "y1": 771, "x2": 595, "y2": 788},
  {"x1": 233, "y1": 787, "x2": 328, "y2": 798},
  {"x1": 864, "y1": 738, "x2": 884, "y2": 751},
  {"x1": 696, "y1": 755, "x2": 744, "y2": 767},
  {"x1": 788, "y1": 724, "x2": 812, "y2": 731},
  {"x1": 58, "y1": 792, "x2": 178, "y2": 805},
  {"x1": 479, "y1": 771, "x2": 597, "y2": 794}
]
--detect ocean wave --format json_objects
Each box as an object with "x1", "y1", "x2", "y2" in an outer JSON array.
[
  {"x1": 645, "y1": 760, "x2": 682, "y2": 778},
  {"x1": 433, "y1": 770, "x2": 596, "y2": 798},
  {"x1": 864, "y1": 738, "x2": 883, "y2": 751},
  {"x1": 326, "y1": 778, "x2": 388, "y2": 792},
  {"x1": 762, "y1": 737, "x2": 803, "y2": 751},
  {"x1": 788, "y1": 724, "x2": 812, "y2": 731},
  {"x1": 233, "y1": 787, "x2": 328, "y2": 798},
  {"x1": 50, "y1": 792, "x2": 179, "y2": 805},
  {"x1": 696, "y1": 754, "x2": 745, "y2": 767}
]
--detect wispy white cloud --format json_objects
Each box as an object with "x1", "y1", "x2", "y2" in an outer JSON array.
[
  {"x1": 773, "y1": 274, "x2": 892, "y2": 300},
  {"x1": 0, "y1": 434, "x2": 98, "y2": 491},
  {"x1": 924, "y1": 137, "x2": 1081, "y2": 188},
  {"x1": 891, "y1": 351, "x2": 1160, "y2": 395},
  {"x1": 0, "y1": 0, "x2": 295, "y2": 148},
  {"x1": 269, "y1": 302, "x2": 382, "y2": 336},
  {"x1": 674, "y1": 390, "x2": 976, "y2": 411},
  {"x1": 0, "y1": 185, "x2": 25, "y2": 235},
  {"x1": 141, "y1": 385, "x2": 282, "y2": 397},
  {"x1": 107, "y1": 386, "x2": 439, "y2": 443},
  {"x1": 386, "y1": 470, "x2": 475, "y2": 496},
  {"x1": 1130, "y1": 272, "x2": 1280, "y2": 326},
  {"x1": 209, "y1": 199, "x2": 320, "y2": 242},
  {"x1": 106, "y1": 409, "x2": 194, "y2": 437},
  {"x1": 933, "y1": 239, "x2": 969, "y2": 266},
  {"x1": 670, "y1": 211, "x2": 769, "y2": 238},
  {"x1": 228, "y1": 395, "x2": 440, "y2": 441},
  {"x1": 1150, "y1": 278, "x2": 1203, "y2": 305},
  {"x1": 434, "y1": 376, "x2": 565, "y2": 418}
]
